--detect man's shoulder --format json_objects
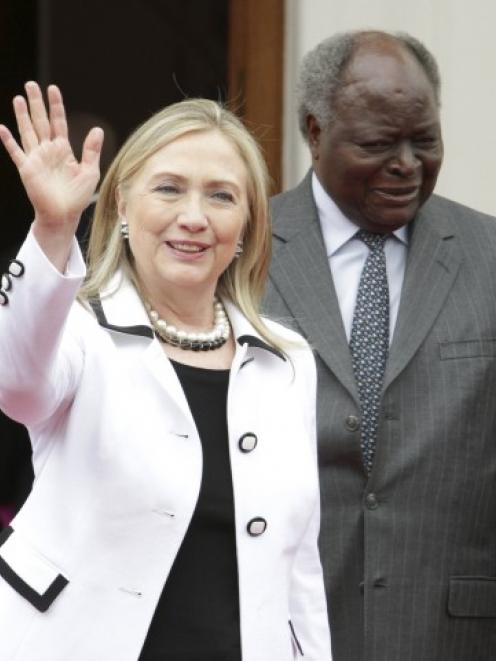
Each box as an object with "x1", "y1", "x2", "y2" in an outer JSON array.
[
  {"x1": 270, "y1": 173, "x2": 315, "y2": 225},
  {"x1": 426, "y1": 194, "x2": 496, "y2": 228},
  {"x1": 270, "y1": 185, "x2": 299, "y2": 209},
  {"x1": 421, "y1": 195, "x2": 496, "y2": 261}
]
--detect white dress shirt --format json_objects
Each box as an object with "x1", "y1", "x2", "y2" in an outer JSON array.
[{"x1": 312, "y1": 172, "x2": 408, "y2": 343}]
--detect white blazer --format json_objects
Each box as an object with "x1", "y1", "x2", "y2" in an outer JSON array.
[{"x1": 0, "y1": 231, "x2": 332, "y2": 660}]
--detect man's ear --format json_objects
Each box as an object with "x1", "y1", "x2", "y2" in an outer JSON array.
[{"x1": 307, "y1": 115, "x2": 321, "y2": 160}]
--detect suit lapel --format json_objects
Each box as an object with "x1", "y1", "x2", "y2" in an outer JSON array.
[
  {"x1": 384, "y1": 200, "x2": 462, "y2": 390},
  {"x1": 270, "y1": 174, "x2": 359, "y2": 404},
  {"x1": 270, "y1": 179, "x2": 463, "y2": 401}
]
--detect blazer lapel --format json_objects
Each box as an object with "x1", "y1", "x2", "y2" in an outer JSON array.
[
  {"x1": 384, "y1": 199, "x2": 463, "y2": 390},
  {"x1": 142, "y1": 341, "x2": 196, "y2": 425},
  {"x1": 269, "y1": 173, "x2": 359, "y2": 404},
  {"x1": 95, "y1": 270, "x2": 195, "y2": 424}
]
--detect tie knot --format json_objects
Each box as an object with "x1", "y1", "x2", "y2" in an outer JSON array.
[{"x1": 356, "y1": 229, "x2": 388, "y2": 250}]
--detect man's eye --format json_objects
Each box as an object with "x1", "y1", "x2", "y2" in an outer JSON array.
[
  {"x1": 359, "y1": 141, "x2": 392, "y2": 150},
  {"x1": 414, "y1": 136, "x2": 437, "y2": 146}
]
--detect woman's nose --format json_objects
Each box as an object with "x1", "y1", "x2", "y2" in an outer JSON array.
[{"x1": 177, "y1": 195, "x2": 208, "y2": 231}]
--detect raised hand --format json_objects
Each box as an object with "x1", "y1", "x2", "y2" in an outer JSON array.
[{"x1": 0, "y1": 82, "x2": 103, "y2": 230}]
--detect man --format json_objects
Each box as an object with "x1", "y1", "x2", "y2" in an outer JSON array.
[{"x1": 264, "y1": 30, "x2": 496, "y2": 661}]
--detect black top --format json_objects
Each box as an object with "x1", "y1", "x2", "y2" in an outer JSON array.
[{"x1": 139, "y1": 360, "x2": 242, "y2": 661}]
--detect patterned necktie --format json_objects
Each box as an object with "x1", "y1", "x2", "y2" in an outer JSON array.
[{"x1": 349, "y1": 230, "x2": 390, "y2": 474}]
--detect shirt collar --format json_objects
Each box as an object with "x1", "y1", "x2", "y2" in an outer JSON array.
[{"x1": 312, "y1": 171, "x2": 409, "y2": 257}]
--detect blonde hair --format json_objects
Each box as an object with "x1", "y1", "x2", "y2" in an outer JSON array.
[{"x1": 80, "y1": 98, "x2": 286, "y2": 351}]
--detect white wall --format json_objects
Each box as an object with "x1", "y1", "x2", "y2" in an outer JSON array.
[{"x1": 283, "y1": 0, "x2": 496, "y2": 216}]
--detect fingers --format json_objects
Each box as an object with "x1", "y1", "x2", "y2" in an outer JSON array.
[
  {"x1": 12, "y1": 82, "x2": 67, "y2": 153},
  {"x1": 0, "y1": 124, "x2": 26, "y2": 170},
  {"x1": 47, "y1": 85, "x2": 68, "y2": 140},
  {"x1": 25, "y1": 81, "x2": 51, "y2": 142},
  {"x1": 81, "y1": 127, "x2": 104, "y2": 169},
  {"x1": 13, "y1": 95, "x2": 39, "y2": 153}
]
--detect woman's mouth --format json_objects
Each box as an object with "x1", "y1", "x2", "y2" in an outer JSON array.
[{"x1": 166, "y1": 241, "x2": 208, "y2": 254}]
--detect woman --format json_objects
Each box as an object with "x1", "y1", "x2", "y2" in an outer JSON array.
[{"x1": 0, "y1": 82, "x2": 332, "y2": 660}]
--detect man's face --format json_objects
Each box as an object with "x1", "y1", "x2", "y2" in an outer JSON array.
[{"x1": 309, "y1": 44, "x2": 443, "y2": 233}]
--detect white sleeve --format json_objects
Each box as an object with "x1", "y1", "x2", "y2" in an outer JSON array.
[
  {"x1": 289, "y1": 348, "x2": 333, "y2": 660},
  {"x1": 0, "y1": 228, "x2": 86, "y2": 427}
]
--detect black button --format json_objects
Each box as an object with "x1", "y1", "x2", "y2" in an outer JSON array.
[
  {"x1": 8, "y1": 259, "x2": 24, "y2": 278},
  {"x1": 365, "y1": 493, "x2": 378, "y2": 510},
  {"x1": 345, "y1": 415, "x2": 360, "y2": 431},
  {"x1": 1, "y1": 274, "x2": 12, "y2": 292},
  {"x1": 0, "y1": 290, "x2": 8, "y2": 306},
  {"x1": 247, "y1": 517, "x2": 267, "y2": 536},
  {"x1": 238, "y1": 432, "x2": 258, "y2": 453},
  {"x1": 359, "y1": 581, "x2": 364, "y2": 595}
]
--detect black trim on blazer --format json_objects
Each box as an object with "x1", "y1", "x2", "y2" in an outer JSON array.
[
  {"x1": 89, "y1": 295, "x2": 154, "y2": 339},
  {"x1": 237, "y1": 334, "x2": 286, "y2": 361},
  {"x1": 89, "y1": 296, "x2": 285, "y2": 357},
  {"x1": 289, "y1": 619, "x2": 304, "y2": 656},
  {"x1": 0, "y1": 525, "x2": 14, "y2": 545},
  {"x1": 0, "y1": 526, "x2": 69, "y2": 613}
]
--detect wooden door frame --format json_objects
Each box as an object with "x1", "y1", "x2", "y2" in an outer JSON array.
[{"x1": 227, "y1": 0, "x2": 284, "y2": 194}]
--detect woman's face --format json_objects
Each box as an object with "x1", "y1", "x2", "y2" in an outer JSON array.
[{"x1": 119, "y1": 129, "x2": 249, "y2": 304}]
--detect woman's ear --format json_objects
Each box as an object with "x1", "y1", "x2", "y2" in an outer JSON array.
[{"x1": 116, "y1": 186, "x2": 126, "y2": 217}]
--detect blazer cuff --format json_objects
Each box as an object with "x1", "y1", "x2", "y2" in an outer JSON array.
[{"x1": 22, "y1": 226, "x2": 86, "y2": 281}]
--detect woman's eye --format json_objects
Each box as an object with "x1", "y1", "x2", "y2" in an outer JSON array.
[
  {"x1": 155, "y1": 184, "x2": 179, "y2": 195},
  {"x1": 212, "y1": 191, "x2": 235, "y2": 203}
]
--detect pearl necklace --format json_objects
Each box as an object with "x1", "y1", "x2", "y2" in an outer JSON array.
[{"x1": 147, "y1": 298, "x2": 231, "y2": 351}]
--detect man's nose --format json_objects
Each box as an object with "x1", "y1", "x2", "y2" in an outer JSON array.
[{"x1": 387, "y1": 142, "x2": 419, "y2": 176}]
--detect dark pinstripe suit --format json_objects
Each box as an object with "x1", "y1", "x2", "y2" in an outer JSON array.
[{"x1": 264, "y1": 172, "x2": 496, "y2": 661}]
